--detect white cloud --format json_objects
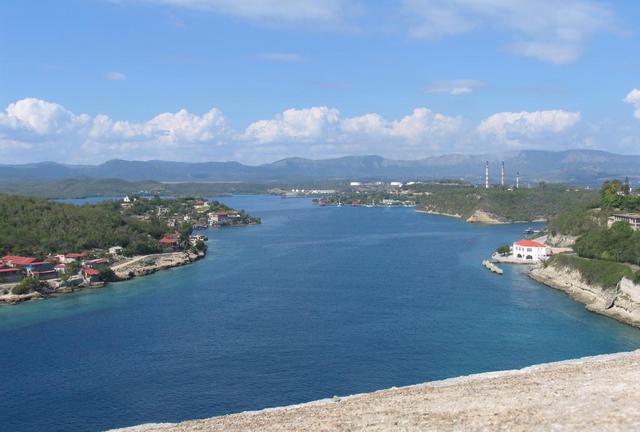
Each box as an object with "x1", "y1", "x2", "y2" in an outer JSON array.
[
  {"x1": 0, "y1": 98, "x2": 594, "y2": 163},
  {"x1": 241, "y1": 107, "x2": 464, "y2": 161},
  {"x1": 258, "y1": 52, "x2": 306, "y2": 63},
  {"x1": 104, "y1": 71, "x2": 127, "y2": 81},
  {"x1": 478, "y1": 110, "x2": 581, "y2": 148},
  {"x1": 624, "y1": 89, "x2": 640, "y2": 119},
  {"x1": 134, "y1": 0, "x2": 355, "y2": 25},
  {"x1": 426, "y1": 79, "x2": 484, "y2": 96},
  {"x1": 403, "y1": 0, "x2": 617, "y2": 63},
  {"x1": 0, "y1": 98, "x2": 231, "y2": 162},
  {"x1": 244, "y1": 107, "x2": 341, "y2": 143}
]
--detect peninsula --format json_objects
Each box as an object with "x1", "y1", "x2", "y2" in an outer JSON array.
[{"x1": 0, "y1": 194, "x2": 260, "y2": 304}]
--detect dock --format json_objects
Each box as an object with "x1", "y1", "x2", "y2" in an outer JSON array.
[{"x1": 482, "y1": 260, "x2": 503, "y2": 275}]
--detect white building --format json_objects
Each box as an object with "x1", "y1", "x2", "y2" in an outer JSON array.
[
  {"x1": 607, "y1": 213, "x2": 640, "y2": 231},
  {"x1": 109, "y1": 246, "x2": 124, "y2": 256},
  {"x1": 512, "y1": 239, "x2": 550, "y2": 262}
]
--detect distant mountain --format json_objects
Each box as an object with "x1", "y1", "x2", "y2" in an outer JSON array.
[{"x1": 1, "y1": 149, "x2": 639, "y2": 185}]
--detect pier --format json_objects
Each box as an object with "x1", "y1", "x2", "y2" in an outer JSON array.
[{"x1": 482, "y1": 260, "x2": 503, "y2": 275}]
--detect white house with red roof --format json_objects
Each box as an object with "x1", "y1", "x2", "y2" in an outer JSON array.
[{"x1": 512, "y1": 239, "x2": 550, "y2": 262}]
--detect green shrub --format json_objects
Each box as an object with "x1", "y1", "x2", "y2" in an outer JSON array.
[
  {"x1": 549, "y1": 255, "x2": 633, "y2": 289},
  {"x1": 11, "y1": 277, "x2": 41, "y2": 295},
  {"x1": 97, "y1": 267, "x2": 119, "y2": 282},
  {"x1": 496, "y1": 245, "x2": 511, "y2": 255}
]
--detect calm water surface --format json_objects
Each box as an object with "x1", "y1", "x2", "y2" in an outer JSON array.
[{"x1": 2, "y1": 195, "x2": 640, "y2": 432}]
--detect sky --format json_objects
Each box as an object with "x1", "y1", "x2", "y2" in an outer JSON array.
[{"x1": 1, "y1": 0, "x2": 640, "y2": 164}]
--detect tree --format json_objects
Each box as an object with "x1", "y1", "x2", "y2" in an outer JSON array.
[
  {"x1": 496, "y1": 245, "x2": 511, "y2": 255},
  {"x1": 12, "y1": 277, "x2": 41, "y2": 295},
  {"x1": 194, "y1": 240, "x2": 206, "y2": 252},
  {"x1": 97, "y1": 267, "x2": 119, "y2": 282}
]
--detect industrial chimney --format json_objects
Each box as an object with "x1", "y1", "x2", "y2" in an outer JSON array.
[
  {"x1": 500, "y1": 161, "x2": 505, "y2": 187},
  {"x1": 516, "y1": 171, "x2": 520, "y2": 189},
  {"x1": 485, "y1": 161, "x2": 489, "y2": 189}
]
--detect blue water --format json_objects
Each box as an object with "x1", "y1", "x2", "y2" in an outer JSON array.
[{"x1": 2, "y1": 195, "x2": 640, "y2": 432}]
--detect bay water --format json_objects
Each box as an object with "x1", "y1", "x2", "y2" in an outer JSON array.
[{"x1": 2, "y1": 195, "x2": 639, "y2": 432}]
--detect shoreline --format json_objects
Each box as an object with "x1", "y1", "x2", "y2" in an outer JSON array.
[
  {"x1": 416, "y1": 207, "x2": 545, "y2": 225},
  {"x1": 0, "y1": 250, "x2": 206, "y2": 305},
  {"x1": 528, "y1": 263, "x2": 640, "y2": 328},
  {"x1": 110, "y1": 349, "x2": 640, "y2": 431}
]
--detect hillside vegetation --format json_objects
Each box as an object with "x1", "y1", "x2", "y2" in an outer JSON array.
[
  {"x1": 546, "y1": 254, "x2": 637, "y2": 289},
  {"x1": 415, "y1": 184, "x2": 599, "y2": 222},
  {"x1": 0, "y1": 194, "x2": 167, "y2": 256}
]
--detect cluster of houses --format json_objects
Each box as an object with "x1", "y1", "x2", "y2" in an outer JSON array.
[
  {"x1": 122, "y1": 196, "x2": 244, "y2": 230},
  {"x1": 0, "y1": 253, "x2": 109, "y2": 286}
]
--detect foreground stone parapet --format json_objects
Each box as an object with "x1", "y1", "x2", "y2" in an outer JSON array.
[{"x1": 112, "y1": 350, "x2": 640, "y2": 432}]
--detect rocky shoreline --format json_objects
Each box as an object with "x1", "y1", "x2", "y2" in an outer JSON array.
[
  {"x1": 110, "y1": 349, "x2": 640, "y2": 432},
  {"x1": 416, "y1": 207, "x2": 537, "y2": 225},
  {"x1": 0, "y1": 251, "x2": 206, "y2": 305},
  {"x1": 112, "y1": 251, "x2": 205, "y2": 281},
  {"x1": 529, "y1": 263, "x2": 640, "y2": 328}
]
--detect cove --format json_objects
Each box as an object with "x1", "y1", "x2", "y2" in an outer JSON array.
[{"x1": 2, "y1": 195, "x2": 640, "y2": 432}]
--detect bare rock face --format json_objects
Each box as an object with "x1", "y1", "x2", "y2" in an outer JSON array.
[
  {"x1": 113, "y1": 252, "x2": 202, "y2": 280},
  {"x1": 109, "y1": 349, "x2": 640, "y2": 432},
  {"x1": 466, "y1": 210, "x2": 504, "y2": 224},
  {"x1": 545, "y1": 233, "x2": 577, "y2": 248},
  {"x1": 529, "y1": 264, "x2": 640, "y2": 328}
]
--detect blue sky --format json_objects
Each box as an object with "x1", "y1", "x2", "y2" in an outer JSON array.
[{"x1": 1, "y1": 0, "x2": 640, "y2": 164}]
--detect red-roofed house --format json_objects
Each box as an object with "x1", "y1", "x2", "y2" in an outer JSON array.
[
  {"x1": 82, "y1": 258, "x2": 110, "y2": 268},
  {"x1": 512, "y1": 239, "x2": 550, "y2": 262},
  {"x1": 82, "y1": 268, "x2": 100, "y2": 284},
  {"x1": 1, "y1": 256, "x2": 38, "y2": 268},
  {"x1": 55, "y1": 252, "x2": 86, "y2": 263},
  {"x1": 159, "y1": 236, "x2": 180, "y2": 251}
]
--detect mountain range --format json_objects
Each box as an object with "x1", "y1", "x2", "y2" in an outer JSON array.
[{"x1": 1, "y1": 149, "x2": 638, "y2": 185}]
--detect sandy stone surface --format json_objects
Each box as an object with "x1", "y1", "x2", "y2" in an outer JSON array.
[{"x1": 111, "y1": 349, "x2": 640, "y2": 432}]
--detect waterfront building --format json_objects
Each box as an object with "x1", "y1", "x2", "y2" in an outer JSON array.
[
  {"x1": 0, "y1": 267, "x2": 24, "y2": 283},
  {"x1": 512, "y1": 239, "x2": 550, "y2": 262}
]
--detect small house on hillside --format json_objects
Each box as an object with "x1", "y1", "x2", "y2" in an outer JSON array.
[
  {"x1": 608, "y1": 213, "x2": 640, "y2": 231},
  {"x1": 159, "y1": 236, "x2": 180, "y2": 251},
  {"x1": 512, "y1": 240, "x2": 550, "y2": 262},
  {"x1": 82, "y1": 268, "x2": 100, "y2": 284},
  {"x1": 1, "y1": 256, "x2": 37, "y2": 268}
]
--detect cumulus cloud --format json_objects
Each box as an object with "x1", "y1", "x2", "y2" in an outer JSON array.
[
  {"x1": 426, "y1": 79, "x2": 484, "y2": 96},
  {"x1": 0, "y1": 98, "x2": 231, "y2": 162},
  {"x1": 104, "y1": 71, "x2": 127, "y2": 81},
  {"x1": 478, "y1": 110, "x2": 581, "y2": 148},
  {"x1": 0, "y1": 98, "x2": 593, "y2": 163},
  {"x1": 244, "y1": 107, "x2": 341, "y2": 144},
  {"x1": 403, "y1": 0, "x2": 617, "y2": 63},
  {"x1": 624, "y1": 89, "x2": 640, "y2": 119}
]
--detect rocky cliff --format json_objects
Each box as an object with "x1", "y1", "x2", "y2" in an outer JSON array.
[{"x1": 529, "y1": 264, "x2": 640, "y2": 327}]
